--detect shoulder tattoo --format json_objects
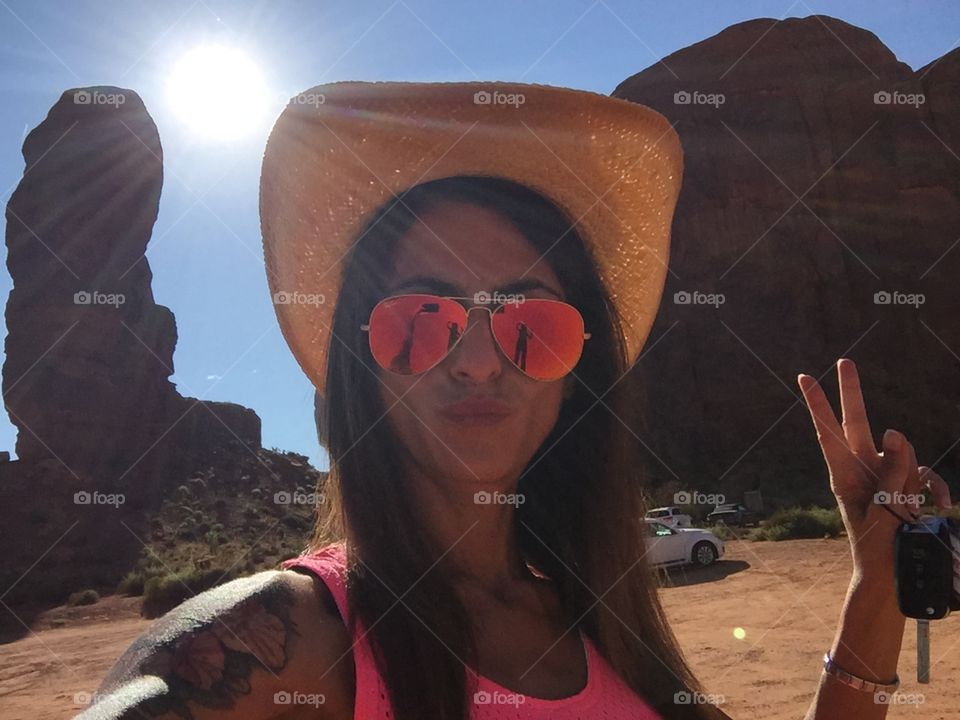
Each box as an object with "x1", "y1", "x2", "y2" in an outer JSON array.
[{"x1": 100, "y1": 574, "x2": 300, "y2": 718}]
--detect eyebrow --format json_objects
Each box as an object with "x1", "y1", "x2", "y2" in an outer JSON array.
[{"x1": 388, "y1": 276, "x2": 563, "y2": 299}]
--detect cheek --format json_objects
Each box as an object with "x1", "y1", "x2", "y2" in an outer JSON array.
[
  {"x1": 377, "y1": 372, "x2": 431, "y2": 445},
  {"x1": 378, "y1": 373, "x2": 412, "y2": 418},
  {"x1": 521, "y1": 381, "x2": 565, "y2": 442}
]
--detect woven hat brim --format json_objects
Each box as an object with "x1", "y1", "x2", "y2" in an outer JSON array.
[{"x1": 259, "y1": 80, "x2": 683, "y2": 395}]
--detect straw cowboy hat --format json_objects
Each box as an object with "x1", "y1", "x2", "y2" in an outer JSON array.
[{"x1": 259, "y1": 80, "x2": 684, "y2": 400}]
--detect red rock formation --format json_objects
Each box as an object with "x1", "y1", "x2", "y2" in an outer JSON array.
[
  {"x1": 0, "y1": 87, "x2": 290, "y2": 609},
  {"x1": 3, "y1": 87, "x2": 261, "y2": 498},
  {"x1": 613, "y1": 16, "x2": 959, "y2": 506},
  {"x1": 5, "y1": 86, "x2": 179, "y2": 483}
]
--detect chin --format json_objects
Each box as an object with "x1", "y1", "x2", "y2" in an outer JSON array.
[
  {"x1": 441, "y1": 457, "x2": 519, "y2": 486},
  {"x1": 429, "y1": 446, "x2": 520, "y2": 486},
  {"x1": 436, "y1": 437, "x2": 523, "y2": 479}
]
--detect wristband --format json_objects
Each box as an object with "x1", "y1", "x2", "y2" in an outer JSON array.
[{"x1": 823, "y1": 652, "x2": 900, "y2": 694}]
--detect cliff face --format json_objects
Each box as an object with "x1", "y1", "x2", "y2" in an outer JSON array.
[
  {"x1": 613, "y1": 16, "x2": 960, "y2": 505},
  {"x1": 3, "y1": 86, "x2": 262, "y2": 500},
  {"x1": 4, "y1": 86, "x2": 180, "y2": 484},
  {"x1": 0, "y1": 88, "x2": 309, "y2": 609}
]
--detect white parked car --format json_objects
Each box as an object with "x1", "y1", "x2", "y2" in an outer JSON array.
[
  {"x1": 643, "y1": 519, "x2": 725, "y2": 567},
  {"x1": 644, "y1": 506, "x2": 692, "y2": 528}
]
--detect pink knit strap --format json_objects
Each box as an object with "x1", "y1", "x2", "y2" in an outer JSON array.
[
  {"x1": 279, "y1": 542, "x2": 350, "y2": 623},
  {"x1": 279, "y1": 543, "x2": 394, "y2": 719}
]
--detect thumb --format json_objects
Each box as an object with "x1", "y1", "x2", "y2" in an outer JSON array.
[{"x1": 874, "y1": 429, "x2": 911, "y2": 504}]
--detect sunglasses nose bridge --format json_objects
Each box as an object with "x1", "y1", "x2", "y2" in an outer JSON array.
[
  {"x1": 453, "y1": 305, "x2": 505, "y2": 362},
  {"x1": 461, "y1": 304, "x2": 497, "y2": 341},
  {"x1": 464, "y1": 304, "x2": 494, "y2": 320}
]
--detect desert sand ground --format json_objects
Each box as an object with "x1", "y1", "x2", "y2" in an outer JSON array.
[{"x1": 1, "y1": 538, "x2": 958, "y2": 719}]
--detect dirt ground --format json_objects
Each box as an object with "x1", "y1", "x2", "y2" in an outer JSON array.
[
  {"x1": 1, "y1": 538, "x2": 958, "y2": 719},
  {"x1": 660, "y1": 538, "x2": 960, "y2": 719}
]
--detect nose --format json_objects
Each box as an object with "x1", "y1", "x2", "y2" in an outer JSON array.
[{"x1": 446, "y1": 308, "x2": 502, "y2": 383}]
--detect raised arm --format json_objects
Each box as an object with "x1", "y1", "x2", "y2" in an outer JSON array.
[
  {"x1": 797, "y1": 359, "x2": 952, "y2": 719},
  {"x1": 75, "y1": 569, "x2": 355, "y2": 720}
]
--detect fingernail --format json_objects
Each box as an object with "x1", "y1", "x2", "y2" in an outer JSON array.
[{"x1": 884, "y1": 429, "x2": 902, "y2": 451}]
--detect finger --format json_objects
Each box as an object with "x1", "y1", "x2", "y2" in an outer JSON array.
[
  {"x1": 900, "y1": 440, "x2": 920, "y2": 515},
  {"x1": 837, "y1": 358, "x2": 879, "y2": 456},
  {"x1": 920, "y1": 466, "x2": 953, "y2": 510},
  {"x1": 876, "y1": 429, "x2": 911, "y2": 498},
  {"x1": 798, "y1": 374, "x2": 848, "y2": 466},
  {"x1": 864, "y1": 430, "x2": 914, "y2": 526}
]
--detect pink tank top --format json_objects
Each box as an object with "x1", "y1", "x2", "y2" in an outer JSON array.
[{"x1": 280, "y1": 542, "x2": 664, "y2": 719}]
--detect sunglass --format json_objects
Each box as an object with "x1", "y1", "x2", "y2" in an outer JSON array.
[{"x1": 360, "y1": 293, "x2": 591, "y2": 381}]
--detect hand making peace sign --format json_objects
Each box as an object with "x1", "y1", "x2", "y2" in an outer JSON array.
[{"x1": 797, "y1": 358, "x2": 952, "y2": 581}]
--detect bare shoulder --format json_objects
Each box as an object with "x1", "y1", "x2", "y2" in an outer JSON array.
[{"x1": 79, "y1": 569, "x2": 354, "y2": 720}]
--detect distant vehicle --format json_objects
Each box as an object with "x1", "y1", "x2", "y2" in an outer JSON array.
[
  {"x1": 707, "y1": 503, "x2": 761, "y2": 527},
  {"x1": 643, "y1": 519, "x2": 725, "y2": 567},
  {"x1": 644, "y1": 506, "x2": 692, "y2": 528}
]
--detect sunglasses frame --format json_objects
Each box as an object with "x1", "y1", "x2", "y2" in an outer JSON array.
[{"x1": 360, "y1": 293, "x2": 592, "y2": 381}]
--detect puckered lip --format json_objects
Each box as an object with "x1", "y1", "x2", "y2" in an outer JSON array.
[{"x1": 438, "y1": 395, "x2": 515, "y2": 423}]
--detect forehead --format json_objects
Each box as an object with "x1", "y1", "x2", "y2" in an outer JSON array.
[{"x1": 387, "y1": 201, "x2": 561, "y2": 293}]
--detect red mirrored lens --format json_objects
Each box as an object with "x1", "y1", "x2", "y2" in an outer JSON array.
[
  {"x1": 490, "y1": 299, "x2": 585, "y2": 380},
  {"x1": 368, "y1": 295, "x2": 466, "y2": 375}
]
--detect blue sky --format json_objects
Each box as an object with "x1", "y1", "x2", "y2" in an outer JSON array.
[{"x1": 0, "y1": 0, "x2": 957, "y2": 471}]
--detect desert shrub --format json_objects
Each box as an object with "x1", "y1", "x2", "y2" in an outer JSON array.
[
  {"x1": 204, "y1": 529, "x2": 222, "y2": 548},
  {"x1": 750, "y1": 506, "x2": 843, "y2": 541},
  {"x1": 67, "y1": 589, "x2": 99, "y2": 606},
  {"x1": 704, "y1": 524, "x2": 737, "y2": 541},
  {"x1": 752, "y1": 524, "x2": 791, "y2": 541},
  {"x1": 117, "y1": 570, "x2": 146, "y2": 596},
  {"x1": 142, "y1": 567, "x2": 237, "y2": 618}
]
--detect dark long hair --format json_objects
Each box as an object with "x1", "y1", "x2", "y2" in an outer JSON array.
[{"x1": 310, "y1": 175, "x2": 719, "y2": 720}]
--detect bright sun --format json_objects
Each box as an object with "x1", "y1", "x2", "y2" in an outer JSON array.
[{"x1": 167, "y1": 45, "x2": 270, "y2": 141}]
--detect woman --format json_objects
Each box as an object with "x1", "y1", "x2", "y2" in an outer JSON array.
[{"x1": 83, "y1": 81, "x2": 950, "y2": 720}]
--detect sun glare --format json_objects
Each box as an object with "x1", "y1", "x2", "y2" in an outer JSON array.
[{"x1": 167, "y1": 45, "x2": 270, "y2": 141}]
